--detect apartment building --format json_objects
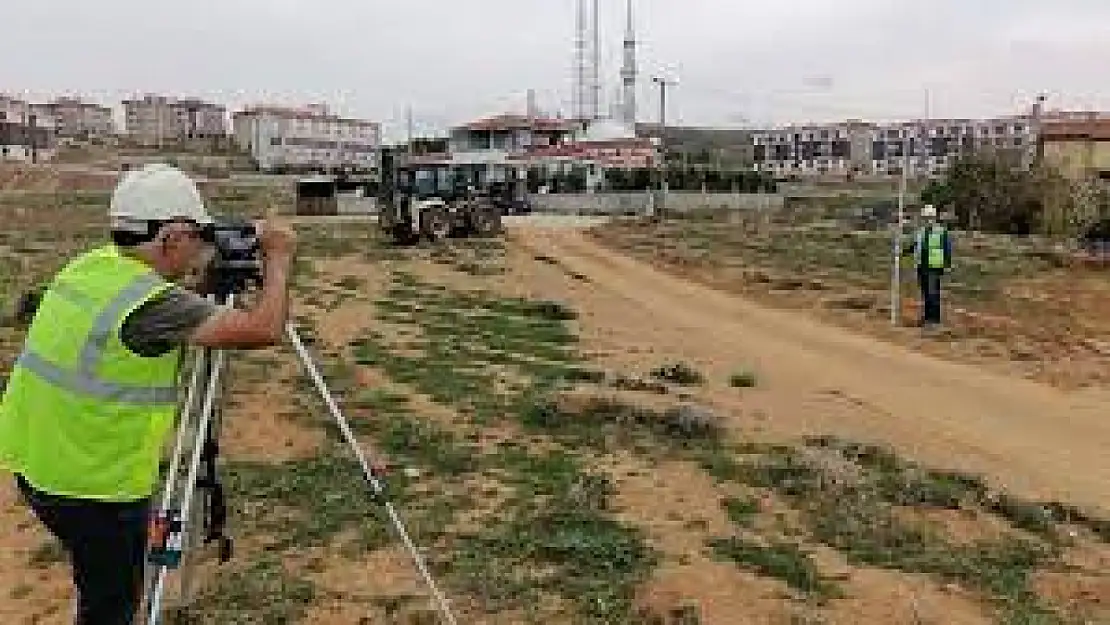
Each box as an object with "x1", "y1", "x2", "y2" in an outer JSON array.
[
  {"x1": 123, "y1": 95, "x2": 226, "y2": 144},
  {"x1": 0, "y1": 95, "x2": 55, "y2": 162},
  {"x1": 32, "y1": 97, "x2": 114, "y2": 140},
  {"x1": 751, "y1": 121, "x2": 873, "y2": 178},
  {"x1": 752, "y1": 116, "x2": 1035, "y2": 179},
  {"x1": 231, "y1": 104, "x2": 380, "y2": 174}
]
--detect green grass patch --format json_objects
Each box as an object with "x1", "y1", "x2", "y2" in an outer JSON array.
[
  {"x1": 171, "y1": 555, "x2": 315, "y2": 625},
  {"x1": 708, "y1": 536, "x2": 837, "y2": 600},
  {"x1": 448, "y1": 449, "x2": 657, "y2": 622},
  {"x1": 701, "y1": 436, "x2": 1079, "y2": 623}
]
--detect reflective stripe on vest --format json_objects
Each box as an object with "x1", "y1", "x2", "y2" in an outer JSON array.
[{"x1": 12, "y1": 271, "x2": 178, "y2": 405}]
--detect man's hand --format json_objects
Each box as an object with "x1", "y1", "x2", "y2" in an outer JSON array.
[{"x1": 256, "y1": 220, "x2": 296, "y2": 261}]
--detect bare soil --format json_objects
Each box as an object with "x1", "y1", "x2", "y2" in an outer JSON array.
[{"x1": 1, "y1": 196, "x2": 1107, "y2": 623}]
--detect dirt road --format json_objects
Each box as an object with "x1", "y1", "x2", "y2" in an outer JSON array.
[{"x1": 509, "y1": 223, "x2": 1110, "y2": 516}]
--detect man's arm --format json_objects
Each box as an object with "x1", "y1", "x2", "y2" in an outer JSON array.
[
  {"x1": 124, "y1": 221, "x2": 296, "y2": 353},
  {"x1": 187, "y1": 221, "x2": 295, "y2": 349},
  {"x1": 187, "y1": 256, "x2": 291, "y2": 348},
  {"x1": 123, "y1": 260, "x2": 291, "y2": 354},
  {"x1": 120, "y1": 287, "x2": 222, "y2": 357}
]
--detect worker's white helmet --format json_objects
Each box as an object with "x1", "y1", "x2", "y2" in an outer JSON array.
[
  {"x1": 109, "y1": 163, "x2": 212, "y2": 233},
  {"x1": 920, "y1": 204, "x2": 937, "y2": 218}
]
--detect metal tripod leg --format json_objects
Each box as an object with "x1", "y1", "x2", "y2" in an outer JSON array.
[
  {"x1": 285, "y1": 323, "x2": 459, "y2": 625},
  {"x1": 144, "y1": 294, "x2": 236, "y2": 624},
  {"x1": 177, "y1": 345, "x2": 227, "y2": 613},
  {"x1": 143, "y1": 347, "x2": 207, "y2": 618},
  {"x1": 144, "y1": 348, "x2": 227, "y2": 625}
]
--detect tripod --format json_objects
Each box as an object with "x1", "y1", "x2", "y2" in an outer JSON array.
[{"x1": 142, "y1": 290, "x2": 458, "y2": 625}]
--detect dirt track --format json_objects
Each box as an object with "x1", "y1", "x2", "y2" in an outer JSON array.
[{"x1": 509, "y1": 223, "x2": 1110, "y2": 517}]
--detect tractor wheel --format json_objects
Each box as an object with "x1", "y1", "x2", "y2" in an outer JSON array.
[
  {"x1": 470, "y1": 207, "x2": 502, "y2": 237},
  {"x1": 420, "y1": 205, "x2": 451, "y2": 242}
]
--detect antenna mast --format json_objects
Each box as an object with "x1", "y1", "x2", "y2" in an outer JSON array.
[
  {"x1": 590, "y1": 0, "x2": 601, "y2": 121},
  {"x1": 621, "y1": 0, "x2": 638, "y2": 126},
  {"x1": 574, "y1": 0, "x2": 588, "y2": 121}
]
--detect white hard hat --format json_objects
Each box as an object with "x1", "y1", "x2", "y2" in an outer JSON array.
[
  {"x1": 920, "y1": 204, "x2": 937, "y2": 218},
  {"x1": 109, "y1": 163, "x2": 211, "y2": 233}
]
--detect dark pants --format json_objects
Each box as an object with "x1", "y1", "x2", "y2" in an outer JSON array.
[
  {"x1": 16, "y1": 475, "x2": 149, "y2": 625},
  {"x1": 917, "y1": 268, "x2": 943, "y2": 325}
]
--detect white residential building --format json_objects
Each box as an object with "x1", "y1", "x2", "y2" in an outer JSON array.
[
  {"x1": 32, "y1": 97, "x2": 114, "y2": 139},
  {"x1": 123, "y1": 95, "x2": 227, "y2": 143},
  {"x1": 1, "y1": 95, "x2": 55, "y2": 162},
  {"x1": 752, "y1": 115, "x2": 1036, "y2": 179},
  {"x1": 231, "y1": 104, "x2": 380, "y2": 173}
]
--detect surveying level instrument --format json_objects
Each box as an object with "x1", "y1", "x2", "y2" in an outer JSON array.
[{"x1": 142, "y1": 224, "x2": 458, "y2": 625}]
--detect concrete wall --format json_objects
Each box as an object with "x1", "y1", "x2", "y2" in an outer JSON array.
[
  {"x1": 337, "y1": 194, "x2": 378, "y2": 214},
  {"x1": 527, "y1": 191, "x2": 784, "y2": 215}
]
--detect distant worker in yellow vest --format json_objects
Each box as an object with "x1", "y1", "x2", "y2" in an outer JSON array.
[
  {"x1": 913, "y1": 203, "x2": 952, "y2": 327},
  {"x1": 0, "y1": 163, "x2": 296, "y2": 624}
]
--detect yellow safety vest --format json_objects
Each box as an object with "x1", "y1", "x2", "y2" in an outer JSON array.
[
  {"x1": 0, "y1": 245, "x2": 180, "y2": 501},
  {"x1": 916, "y1": 226, "x2": 947, "y2": 269}
]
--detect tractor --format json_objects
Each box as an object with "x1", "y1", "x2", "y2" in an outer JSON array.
[{"x1": 377, "y1": 150, "x2": 504, "y2": 245}]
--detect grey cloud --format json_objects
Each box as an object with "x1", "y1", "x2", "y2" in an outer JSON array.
[{"x1": 2, "y1": 0, "x2": 1108, "y2": 141}]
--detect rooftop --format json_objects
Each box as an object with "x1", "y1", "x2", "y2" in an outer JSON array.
[
  {"x1": 461, "y1": 114, "x2": 577, "y2": 132},
  {"x1": 233, "y1": 105, "x2": 377, "y2": 128}
]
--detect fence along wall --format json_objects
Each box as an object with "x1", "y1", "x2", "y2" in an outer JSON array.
[{"x1": 526, "y1": 191, "x2": 785, "y2": 215}]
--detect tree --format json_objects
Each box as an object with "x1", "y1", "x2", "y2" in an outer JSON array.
[{"x1": 921, "y1": 151, "x2": 1110, "y2": 237}]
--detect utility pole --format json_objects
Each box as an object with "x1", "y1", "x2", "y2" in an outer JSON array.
[
  {"x1": 404, "y1": 105, "x2": 415, "y2": 167},
  {"x1": 891, "y1": 127, "x2": 910, "y2": 325},
  {"x1": 653, "y1": 76, "x2": 675, "y2": 220}
]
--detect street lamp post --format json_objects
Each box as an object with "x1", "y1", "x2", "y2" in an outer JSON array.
[{"x1": 652, "y1": 76, "x2": 675, "y2": 220}]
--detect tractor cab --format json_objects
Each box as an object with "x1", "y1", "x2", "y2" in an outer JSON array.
[{"x1": 377, "y1": 154, "x2": 503, "y2": 244}]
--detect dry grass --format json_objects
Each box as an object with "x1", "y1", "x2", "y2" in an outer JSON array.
[
  {"x1": 1, "y1": 188, "x2": 1107, "y2": 624},
  {"x1": 588, "y1": 211, "x2": 1110, "y2": 389}
]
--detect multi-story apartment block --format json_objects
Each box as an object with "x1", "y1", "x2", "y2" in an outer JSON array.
[
  {"x1": 0, "y1": 95, "x2": 55, "y2": 162},
  {"x1": 752, "y1": 116, "x2": 1036, "y2": 179},
  {"x1": 123, "y1": 95, "x2": 226, "y2": 144},
  {"x1": 231, "y1": 104, "x2": 380, "y2": 174},
  {"x1": 751, "y1": 121, "x2": 873, "y2": 179},
  {"x1": 32, "y1": 97, "x2": 114, "y2": 140}
]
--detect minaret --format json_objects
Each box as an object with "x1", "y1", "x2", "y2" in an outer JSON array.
[
  {"x1": 621, "y1": 0, "x2": 638, "y2": 126},
  {"x1": 574, "y1": 0, "x2": 588, "y2": 121},
  {"x1": 590, "y1": 0, "x2": 601, "y2": 121}
]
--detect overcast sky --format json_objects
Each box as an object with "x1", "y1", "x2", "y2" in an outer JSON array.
[{"x1": 3, "y1": 0, "x2": 1109, "y2": 142}]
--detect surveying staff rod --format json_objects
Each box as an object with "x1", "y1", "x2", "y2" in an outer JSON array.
[
  {"x1": 285, "y1": 323, "x2": 458, "y2": 625},
  {"x1": 146, "y1": 349, "x2": 226, "y2": 625}
]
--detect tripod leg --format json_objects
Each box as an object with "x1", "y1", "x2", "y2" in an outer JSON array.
[
  {"x1": 177, "y1": 352, "x2": 219, "y2": 612},
  {"x1": 144, "y1": 348, "x2": 207, "y2": 617},
  {"x1": 145, "y1": 349, "x2": 227, "y2": 625},
  {"x1": 285, "y1": 323, "x2": 458, "y2": 625}
]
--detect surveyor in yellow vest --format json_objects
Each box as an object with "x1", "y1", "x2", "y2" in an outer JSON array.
[
  {"x1": 0, "y1": 163, "x2": 296, "y2": 625},
  {"x1": 912, "y1": 204, "x2": 952, "y2": 327}
]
